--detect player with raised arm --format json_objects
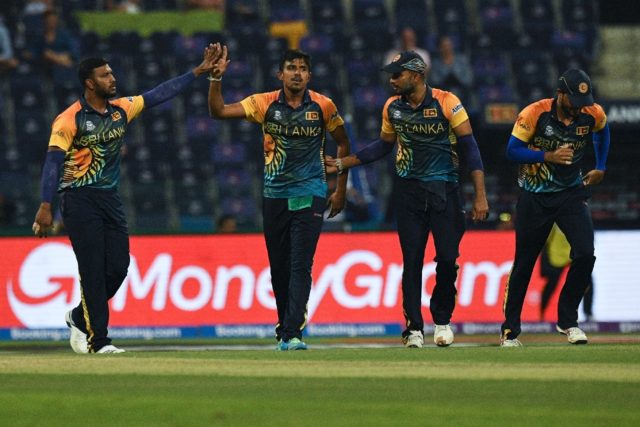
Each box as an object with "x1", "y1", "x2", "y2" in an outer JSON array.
[
  {"x1": 32, "y1": 47, "x2": 217, "y2": 353},
  {"x1": 207, "y1": 43, "x2": 350, "y2": 351}
]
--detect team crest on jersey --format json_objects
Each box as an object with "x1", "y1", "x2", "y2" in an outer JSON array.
[
  {"x1": 392, "y1": 109, "x2": 401, "y2": 119},
  {"x1": 86, "y1": 121, "x2": 95, "y2": 131},
  {"x1": 111, "y1": 111, "x2": 122, "y2": 121},
  {"x1": 274, "y1": 110, "x2": 282, "y2": 120},
  {"x1": 423, "y1": 108, "x2": 438, "y2": 117},
  {"x1": 544, "y1": 125, "x2": 554, "y2": 136},
  {"x1": 576, "y1": 126, "x2": 590, "y2": 136},
  {"x1": 306, "y1": 111, "x2": 319, "y2": 121}
]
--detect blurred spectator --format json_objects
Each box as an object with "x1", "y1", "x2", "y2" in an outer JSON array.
[
  {"x1": 216, "y1": 214, "x2": 237, "y2": 233},
  {"x1": 0, "y1": 16, "x2": 18, "y2": 72},
  {"x1": 429, "y1": 35, "x2": 473, "y2": 101},
  {"x1": 28, "y1": 9, "x2": 77, "y2": 79},
  {"x1": 384, "y1": 27, "x2": 431, "y2": 70},
  {"x1": 186, "y1": 0, "x2": 224, "y2": 11},
  {"x1": 0, "y1": 193, "x2": 16, "y2": 225},
  {"x1": 23, "y1": 0, "x2": 52, "y2": 16},
  {"x1": 105, "y1": 0, "x2": 142, "y2": 13}
]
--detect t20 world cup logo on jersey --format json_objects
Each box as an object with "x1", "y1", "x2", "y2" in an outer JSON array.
[{"x1": 7, "y1": 243, "x2": 80, "y2": 328}]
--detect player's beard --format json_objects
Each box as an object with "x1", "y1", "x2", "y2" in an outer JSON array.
[{"x1": 95, "y1": 83, "x2": 117, "y2": 99}]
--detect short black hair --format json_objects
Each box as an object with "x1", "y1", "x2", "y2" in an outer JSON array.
[
  {"x1": 279, "y1": 49, "x2": 311, "y2": 71},
  {"x1": 78, "y1": 57, "x2": 108, "y2": 87}
]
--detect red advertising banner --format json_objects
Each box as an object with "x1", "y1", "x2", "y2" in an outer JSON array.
[{"x1": 0, "y1": 232, "x2": 555, "y2": 329}]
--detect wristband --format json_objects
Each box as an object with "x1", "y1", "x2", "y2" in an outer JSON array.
[
  {"x1": 207, "y1": 75, "x2": 222, "y2": 82},
  {"x1": 335, "y1": 158, "x2": 345, "y2": 175}
]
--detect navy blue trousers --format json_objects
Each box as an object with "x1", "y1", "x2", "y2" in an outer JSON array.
[
  {"x1": 394, "y1": 178, "x2": 465, "y2": 336},
  {"x1": 502, "y1": 186, "x2": 595, "y2": 339},
  {"x1": 262, "y1": 196, "x2": 324, "y2": 342},
  {"x1": 62, "y1": 187, "x2": 130, "y2": 352}
]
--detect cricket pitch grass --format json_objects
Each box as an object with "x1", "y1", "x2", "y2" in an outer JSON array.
[{"x1": 1, "y1": 334, "x2": 639, "y2": 426}]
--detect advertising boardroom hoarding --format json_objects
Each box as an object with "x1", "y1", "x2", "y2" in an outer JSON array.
[{"x1": 1, "y1": 231, "x2": 639, "y2": 339}]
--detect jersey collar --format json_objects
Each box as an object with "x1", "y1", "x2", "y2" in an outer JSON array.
[
  {"x1": 80, "y1": 95, "x2": 115, "y2": 116},
  {"x1": 401, "y1": 85, "x2": 433, "y2": 110},
  {"x1": 277, "y1": 88, "x2": 311, "y2": 107}
]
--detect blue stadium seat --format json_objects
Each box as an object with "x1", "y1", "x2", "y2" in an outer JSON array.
[
  {"x1": 472, "y1": 55, "x2": 510, "y2": 86},
  {"x1": 561, "y1": 0, "x2": 598, "y2": 32},
  {"x1": 353, "y1": 0, "x2": 389, "y2": 33},
  {"x1": 226, "y1": 0, "x2": 262, "y2": 28},
  {"x1": 216, "y1": 168, "x2": 253, "y2": 195},
  {"x1": 268, "y1": 0, "x2": 304, "y2": 22},
  {"x1": 394, "y1": 0, "x2": 429, "y2": 34},
  {"x1": 347, "y1": 59, "x2": 383, "y2": 88},
  {"x1": 219, "y1": 195, "x2": 258, "y2": 226},
  {"x1": 309, "y1": 0, "x2": 345, "y2": 37},
  {"x1": 433, "y1": 0, "x2": 468, "y2": 36},
  {"x1": 211, "y1": 143, "x2": 248, "y2": 165}
]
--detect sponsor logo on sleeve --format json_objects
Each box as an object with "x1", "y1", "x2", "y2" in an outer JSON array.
[
  {"x1": 127, "y1": 97, "x2": 134, "y2": 102},
  {"x1": 423, "y1": 108, "x2": 438, "y2": 117},
  {"x1": 452, "y1": 104, "x2": 464, "y2": 114}
]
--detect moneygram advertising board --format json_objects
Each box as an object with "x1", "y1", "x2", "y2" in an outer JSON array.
[{"x1": 1, "y1": 231, "x2": 639, "y2": 339}]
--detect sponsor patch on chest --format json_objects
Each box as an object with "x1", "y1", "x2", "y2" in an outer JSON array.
[
  {"x1": 423, "y1": 108, "x2": 438, "y2": 117},
  {"x1": 576, "y1": 126, "x2": 590, "y2": 136}
]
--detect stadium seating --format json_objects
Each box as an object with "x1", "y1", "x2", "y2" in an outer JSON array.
[{"x1": 3, "y1": 0, "x2": 635, "y2": 232}]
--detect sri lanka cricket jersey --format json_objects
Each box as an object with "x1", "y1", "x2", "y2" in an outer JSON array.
[
  {"x1": 240, "y1": 89, "x2": 344, "y2": 199},
  {"x1": 48, "y1": 95, "x2": 145, "y2": 190},
  {"x1": 512, "y1": 98, "x2": 607, "y2": 193},
  {"x1": 381, "y1": 87, "x2": 468, "y2": 183}
]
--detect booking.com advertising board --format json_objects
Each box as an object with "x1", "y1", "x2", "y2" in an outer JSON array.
[{"x1": 1, "y1": 231, "x2": 639, "y2": 341}]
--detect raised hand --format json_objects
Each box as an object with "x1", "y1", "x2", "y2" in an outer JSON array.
[{"x1": 210, "y1": 44, "x2": 230, "y2": 79}]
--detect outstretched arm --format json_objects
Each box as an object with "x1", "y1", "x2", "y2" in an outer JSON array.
[
  {"x1": 326, "y1": 131, "x2": 396, "y2": 174},
  {"x1": 207, "y1": 44, "x2": 246, "y2": 119},
  {"x1": 142, "y1": 44, "x2": 217, "y2": 109}
]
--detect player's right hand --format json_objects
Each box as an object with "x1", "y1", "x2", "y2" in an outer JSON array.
[
  {"x1": 33, "y1": 203, "x2": 53, "y2": 238},
  {"x1": 324, "y1": 155, "x2": 338, "y2": 174},
  {"x1": 546, "y1": 144, "x2": 574, "y2": 165}
]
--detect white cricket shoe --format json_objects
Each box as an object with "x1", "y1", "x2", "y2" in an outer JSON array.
[
  {"x1": 65, "y1": 310, "x2": 88, "y2": 354},
  {"x1": 500, "y1": 338, "x2": 523, "y2": 347},
  {"x1": 434, "y1": 324, "x2": 454, "y2": 347},
  {"x1": 403, "y1": 330, "x2": 424, "y2": 348},
  {"x1": 556, "y1": 325, "x2": 588, "y2": 344},
  {"x1": 96, "y1": 345, "x2": 126, "y2": 354}
]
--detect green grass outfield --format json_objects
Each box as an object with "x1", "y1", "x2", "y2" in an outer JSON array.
[{"x1": 1, "y1": 335, "x2": 639, "y2": 426}]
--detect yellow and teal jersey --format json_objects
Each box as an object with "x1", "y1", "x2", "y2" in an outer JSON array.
[
  {"x1": 381, "y1": 87, "x2": 468, "y2": 183},
  {"x1": 512, "y1": 98, "x2": 607, "y2": 193},
  {"x1": 48, "y1": 95, "x2": 145, "y2": 190},
  {"x1": 240, "y1": 89, "x2": 344, "y2": 199}
]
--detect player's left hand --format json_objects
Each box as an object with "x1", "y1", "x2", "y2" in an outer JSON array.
[
  {"x1": 471, "y1": 196, "x2": 489, "y2": 222},
  {"x1": 583, "y1": 169, "x2": 605, "y2": 186},
  {"x1": 326, "y1": 190, "x2": 345, "y2": 218}
]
